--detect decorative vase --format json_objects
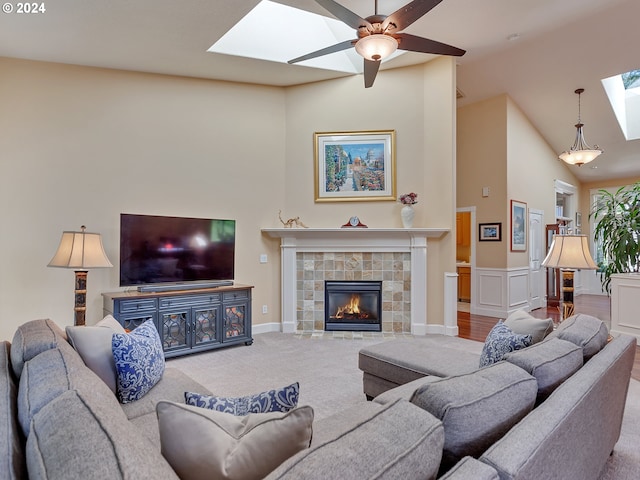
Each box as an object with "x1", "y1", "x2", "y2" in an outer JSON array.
[{"x1": 401, "y1": 205, "x2": 415, "y2": 228}]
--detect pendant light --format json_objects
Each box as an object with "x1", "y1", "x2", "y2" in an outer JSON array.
[{"x1": 558, "y1": 88, "x2": 602, "y2": 167}]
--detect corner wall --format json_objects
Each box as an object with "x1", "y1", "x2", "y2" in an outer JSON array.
[
  {"x1": 457, "y1": 93, "x2": 579, "y2": 317},
  {"x1": 0, "y1": 56, "x2": 457, "y2": 340},
  {"x1": 283, "y1": 58, "x2": 457, "y2": 331},
  {"x1": 0, "y1": 57, "x2": 286, "y2": 340}
]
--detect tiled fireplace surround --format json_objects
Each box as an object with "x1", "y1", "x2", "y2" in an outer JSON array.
[
  {"x1": 263, "y1": 228, "x2": 454, "y2": 336},
  {"x1": 298, "y1": 251, "x2": 410, "y2": 333}
]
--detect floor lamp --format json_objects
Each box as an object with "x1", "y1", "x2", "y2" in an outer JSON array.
[
  {"x1": 542, "y1": 234, "x2": 597, "y2": 322},
  {"x1": 48, "y1": 226, "x2": 113, "y2": 326}
]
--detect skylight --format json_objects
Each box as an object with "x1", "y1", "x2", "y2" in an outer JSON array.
[
  {"x1": 602, "y1": 68, "x2": 640, "y2": 141},
  {"x1": 207, "y1": 0, "x2": 403, "y2": 74}
]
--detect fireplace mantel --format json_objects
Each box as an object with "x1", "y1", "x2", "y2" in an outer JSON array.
[{"x1": 263, "y1": 228, "x2": 452, "y2": 335}]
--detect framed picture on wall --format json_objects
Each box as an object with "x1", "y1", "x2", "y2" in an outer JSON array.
[
  {"x1": 479, "y1": 223, "x2": 502, "y2": 241},
  {"x1": 510, "y1": 200, "x2": 527, "y2": 251},
  {"x1": 314, "y1": 130, "x2": 396, "y2": 202}
]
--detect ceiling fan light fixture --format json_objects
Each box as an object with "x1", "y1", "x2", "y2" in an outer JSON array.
[
  {"x1": 355, "y1": 34, "x2": 397, "y2": 61},
  {"x1": 559, "y1": 88, "x2": 602, "y2": 167}
]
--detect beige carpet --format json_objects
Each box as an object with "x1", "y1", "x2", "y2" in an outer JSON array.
[{"x1": 168, "y1": 332, "x2": 639, "y2": 479}]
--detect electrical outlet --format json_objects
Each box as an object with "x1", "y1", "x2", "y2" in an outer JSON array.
[{"x1": 262, "y1": 305, "x2": 268, "y2": 314}]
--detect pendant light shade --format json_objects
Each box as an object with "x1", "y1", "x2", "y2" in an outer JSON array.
[{"x1": 559, "y1": 88, "x2": 602, "y2": 167}]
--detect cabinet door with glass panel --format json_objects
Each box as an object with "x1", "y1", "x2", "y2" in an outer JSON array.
[{"x1": 222, "y1": 290, "x2": 253, "y2": 345}]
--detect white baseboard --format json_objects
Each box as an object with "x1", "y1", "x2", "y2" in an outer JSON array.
[{"x1": 252, "y1": 322, "x2": 283, "y2": 335}]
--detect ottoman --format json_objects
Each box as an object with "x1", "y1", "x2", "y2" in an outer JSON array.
[{"x1": 358, "y1": 338, "x2": 482, "y2": 399}]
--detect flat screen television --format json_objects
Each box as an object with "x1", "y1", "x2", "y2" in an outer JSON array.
[{"x1": 119, "y1": 213, "x2": 235, "y2": 289}]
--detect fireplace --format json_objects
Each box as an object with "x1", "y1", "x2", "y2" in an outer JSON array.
[{"x1": 324, "y1": 281, "x2": 382, "y2": 332}]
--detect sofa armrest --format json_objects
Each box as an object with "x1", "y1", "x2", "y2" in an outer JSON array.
[{"x1": 479, "y1": 335, "x2": 636, "y2": 480}]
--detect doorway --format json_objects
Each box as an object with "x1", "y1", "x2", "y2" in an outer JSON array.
[
  {"x1": 529, "y1": 209, "x2": 545, "y2": 310},
  {"x1": 456, "y1": 207, "x2": 476, "y2": 313}
]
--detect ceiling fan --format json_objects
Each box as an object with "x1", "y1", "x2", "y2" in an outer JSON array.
[{"x1": 288, "y1": 0, "x2": 466, "y2": 88}]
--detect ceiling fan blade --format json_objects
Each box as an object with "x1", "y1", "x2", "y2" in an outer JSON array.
[
  {"x1": 363, "y1": 59, "x2": 380, "y2": 88},
  {"x1": 316, "y1": 0, "x2": 372, "y2": 30},
  {"x1": 383, "y1": 0, "x2": 443, "y2": 32},
  {"x1": 396, "y1": 32, "x2": 465, "y2": 56},
  {"x1": 288, "y1": 39, "x2": 356, "y2": 64}
]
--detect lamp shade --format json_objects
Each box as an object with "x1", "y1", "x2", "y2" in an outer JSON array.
[
  {"x1": 542, "y1": 234, "x2": 597, "y2": 270},
  {"x1": 354, "y1": 34, "x2": 398, "y2": 61},
  {"x1": 48, "y1": 227, "x2": 113, "y2": 269}
]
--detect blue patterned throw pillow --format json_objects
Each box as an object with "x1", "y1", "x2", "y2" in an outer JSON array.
[
  {"x1": 479, "y1": 321, "x2": 532, "y2": 367},
  {"x1": 112, "y1": 319, "x2": 165, "y2": 403},
  {"x1": 185, "y1": 382, "x2": 299, "y2": 416}
]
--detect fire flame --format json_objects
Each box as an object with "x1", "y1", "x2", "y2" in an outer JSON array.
[{"x1": 335, "y1": 295, "x2": 362, "y2": 319}]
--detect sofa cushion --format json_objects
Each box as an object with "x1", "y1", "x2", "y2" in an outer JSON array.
[
  {"x1": 17, "y1": 346, "x2": 118, "y2": 436},
  {"x1": 439, "y1": 456, "x2": 499, "y2": 480},
  {"x1": 410, "y1": 361, "x2": 537, "y2": 474},
  {"x1": 156, "y1": 401, "x2": 314, "y2": 480},
  {"x1": 479, "y1": 321, "x2": 532, "y2": 367},
  {"x1": 26, "y1": 389, "x2": 179, "y2": 479},
  {"x1": 65, "y1": 315, "x2": 126, "y2": 394},
  {"x1": 185, "y1": 382, "x2": 299, "y2": 416},
  {"x1": 265, "y1": 399, "x2": 444, "y2": 480},
  {"x1": 10, "y1": 319, "x2": 73, "y2": 379},
  {"x1": 550, "y1": 313, "x2": 609, "y2": 361},
  {"x1": 504, "y1": 309, "x2": 554, "y2": 344},
  {"x1": 503, "y1": 337, "x2": 583, "y2": 404},
  {"x1": 0, "y1": 341, "x2": 26, "y2": 480},
  {"x1": 112, "y1": 319, "x2": 165, "y2": 403},
  {"x1": 120, "y1": 367, "x2": 213, "y2": 422}
]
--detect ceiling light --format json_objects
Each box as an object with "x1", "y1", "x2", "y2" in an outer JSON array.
[
  {"x1": 559, "y1": 88, "x2": 603, "y2": 167},
  {"x1": 354, "y1": 34, "x2": 398, "y2": 61}
]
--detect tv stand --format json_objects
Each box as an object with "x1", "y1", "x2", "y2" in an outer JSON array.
[
  {"x1": 137, "y1": 280, "x2": 233, "y2": 293},
  {"x1": 102, "y1": 284, "x2": 253, "y2": 358}
]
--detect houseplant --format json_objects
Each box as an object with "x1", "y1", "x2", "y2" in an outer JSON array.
[{"x1": 590, "y1": 182, "x2": 640, "y2": 293}]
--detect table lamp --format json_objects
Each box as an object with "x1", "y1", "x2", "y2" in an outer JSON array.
[
  {"x1": 542, "y1": 234, "x2": 597, "y2": 321},
  {"x1": 48, "y1": 226, "x2": 113, "y2": 326}
]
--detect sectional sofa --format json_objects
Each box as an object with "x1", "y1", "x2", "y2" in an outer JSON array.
[{"x1": 1, "y1": 314, "x2": 636, "y2": 479}]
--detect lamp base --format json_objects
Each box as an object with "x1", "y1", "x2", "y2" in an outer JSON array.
[
  {"x1": 558, "y1": 269, "x2": 575, "y2": 323},
  {"x1": 74, "y1": 270, "x2": 88, "y2": 326}
]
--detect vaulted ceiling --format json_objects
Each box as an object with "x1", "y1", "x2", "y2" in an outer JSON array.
[{"x1": 1, "y1": 0, "x2": 638, "y2": 182}]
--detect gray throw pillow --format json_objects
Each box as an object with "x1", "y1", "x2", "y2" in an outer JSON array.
[
  {"x1": 66, "y1": 315, "x2": 126, "y2": 394},
  {"x1": 503, "y1": 337, "x2": 583, "y2": 404},
  {"x1": 156, "y1": 401, "x2": 314, "y2": 480},
  {"x1": 552, "y1": 313, "x2": 609, "y2": 360},
  {"x1": 410, "y1": 361, "x2": 537, "y2": 474},
  {"x1": 504, "y1": 309, "x2": 554, "y2": 344}
]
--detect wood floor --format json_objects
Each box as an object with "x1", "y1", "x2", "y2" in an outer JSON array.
[{"x1": 457, "y1": 295, "x2": 640, "y2": 382}]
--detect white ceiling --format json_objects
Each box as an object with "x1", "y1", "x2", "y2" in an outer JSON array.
[{"x1": 1, "y1": 0, "x2": 639, "y2": 183}]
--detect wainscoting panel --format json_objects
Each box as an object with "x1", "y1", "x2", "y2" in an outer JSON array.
[{"x1": 475, "y1": 267, "x2": 531, "y2": 318}]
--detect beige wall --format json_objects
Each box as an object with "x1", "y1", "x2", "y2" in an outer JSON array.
[
  {"x1": 283, "y1": 57, "x2": 457, "y2": 328},
  {"x1": 506, "y1": 96, "x2": 579, "y2": 267},
  {"x1": 457, "y1": 94, "x2": 580, "y2": 269},
  {"x1": 0, "y1": 56, "x2": 457, "y2": 339},
  {"x1": 457, "y1": 95, "x2": 508, "y2": 268},
  {"x1": 0, "y1": 57, "x2": 286, "y2": 340}
]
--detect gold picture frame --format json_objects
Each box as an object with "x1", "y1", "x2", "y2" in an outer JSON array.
[{"x1": 314, "y1": 130, "x2": 396, "y2": 202}]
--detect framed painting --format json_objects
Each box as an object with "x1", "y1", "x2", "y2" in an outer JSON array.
[
  {"x1": 510, "y1": 200, "x2": 527, "y2": 251},
  {"x1": 314, "y1": 130, "x2": 396, "y2": 202},
  {"x1": 479, "y1": 222, "x2": 502, "y2": 242}
]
